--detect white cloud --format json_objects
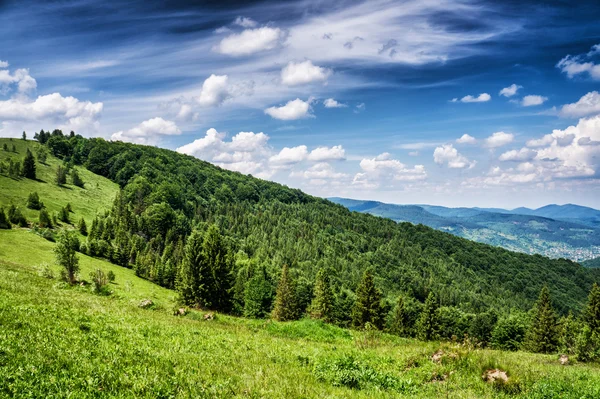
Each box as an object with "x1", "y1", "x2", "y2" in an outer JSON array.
[
  {"x1": 521, "y1": 95, "x2": 547, "y2": 107},
  {"x1": 197, "y1": 74, "x2": 230, "y2": 107},
  {"x1": 354, "y1": 103, "x2": 365, "y2": 113},
  {"x1": 456, "y1": 134, "x2": 476, "y2": 144},
  {"x1": 557, "y1": 50, "x2": 600, "y2": 80},
  {"x1": 234, "y1": 16, "x2": 257, "y2": 28},
  {"x1": 307, "y1": 145, "x2": 346, "y2": 161},
  {"x1": 111, "y1": 117, "x2": 180, "y2": 144},
  {"x1": 0, "y1": 67, "x2": 37, "y2": 94},
  {"x1": 281, "y1": 60, "x2": 331, "y2": 86},
  {"x1": 269, "y1": 145, "x2": 308, "y2": 166},
  {"x1": 0, "y1": 60, "x2": 8, "y2": 68},
  {"x1": 291, "y1": 162, "x2": 347, "y2": 179},
  {"x1": 559, "y1": 91, "x2": 600, "y2": 118},
  {"x1": 323, "y1": 98, "x2": 347, "y2": 108},
  {"x1": 499, "y1": 84, "x2": 522, "y2": 97},
  {"x1": 454, "y1": 93, "x2": 491, "y2": 103},
  {"x1": 433, "y1": 144, "x2": 475, "y2": 169},
  {"x1": 484, "y1": 131, "x2": 514, "y2": 148},
  {"x1": 354, "y1": 153, "x2": 427, "y2": 188},
  {"x1": 499, "y1": 148, "x2": 537, "y2": 162},
  {"x1": 265, "y1": 98, "x2": 313, "y2": 120},
  {"x1": 215, "y1": 27, "x2": 284, "y2": 56}
]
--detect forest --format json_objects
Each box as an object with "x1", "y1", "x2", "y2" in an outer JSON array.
[{"x1": 1, "y1": 130, "x2": 600, "y2": 361}]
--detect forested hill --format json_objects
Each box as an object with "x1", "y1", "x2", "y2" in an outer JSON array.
[{"x1": 4, "y1": 132, "x2": 600, "y2": 317}]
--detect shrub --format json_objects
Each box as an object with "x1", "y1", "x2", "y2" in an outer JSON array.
[
  {"x1": 90, "y1": 269, "x2": 110, "y2": 294},
  {"x1": 107, "y1": 270, "x2": 116, "y2": 283},
  {"x1": 39, "y1": 208, "x2": 52, "y2": 228},
  {"x1": 575, "y1": 325, "x2": 600, "y2": 362},
  {"x1": 491, "y1": 314, "x2": 529, "y2": 351},
  {"x1": 7, "y1": 205, "x2": 27, "y2": 227},
  {"x1": 0, "y1": 208, "x2": 11, "y2": 229},
  {"x1": 71, "y1": 169, "x2": 84, "y2": 188},
  {"x1": 27, "y1": 192, "x2": 43, "y2": 210}
]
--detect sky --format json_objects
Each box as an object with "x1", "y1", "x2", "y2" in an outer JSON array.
[{"x1": 1, "y1": 0, "x2": 600, "y2": 209}]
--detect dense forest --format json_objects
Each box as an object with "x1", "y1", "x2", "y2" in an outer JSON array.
[{"x1": 2, "y1": 130, "x2": 600, "y2": 358}]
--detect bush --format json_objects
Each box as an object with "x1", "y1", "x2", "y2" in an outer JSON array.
[
  {"x1": 26, "y1": 192, "x2": 43, "y2": 210},
  {"x1": 491, "y1": 314, "x2": 529, "y2": 351},
  {"x1": 71, "y1": 169, "x2": 84, "y2": 188},
  {"x1": 90, "y1": 269, "x2": 110, "y2": 294},
  {"x1": 39, "y1": 208, "x2": 52, "y2": 228},
  {"x1": 0, "y1": 208, "x2": 11, "y2": 229},
  {"x1": 107, "y1": 270, "x2": 116, "y2": 283},
  {"x1": 7, "y1": 205, "x2": 27, "y2": 227},
  {"x1": 575, "y1": 325, "x2": 600, "y2": 362}
]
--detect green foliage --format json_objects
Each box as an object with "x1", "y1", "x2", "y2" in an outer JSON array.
[
  {"x1": 21, "y1": 148, "x2": 36, "y2": 179},
  {"x1": 0, "y1": 207, "x2": 10, "y2": 229},
  {"x1": 39, "y1": 208, "x2": 52, "y2": 228},
  {"x1": 90, "y1": 268, "x2": 109, "y2": 294},
  {"x1": 26, "y1": 191, "x2": 43, "y2": 210},
  {"x1": 107, "y1": 270, "x2": 116, "y2": 283},
  {"x1": 71, "y1": 168, "x2": 84, "y2": 188},
  {"x1": 59, "y1": 206, "x2": 70, "y2": 224},
  {"x1": 202, "y1": 224, "x2": 233, "y2": 312},
  {"x1": 55, "y1": 165, "x2": 67, "y2": 185},
  {"x1": 272, "y1": 264, "x2": 299, "y2": 321},
  {"x1": 352, "y1": 269, "x2": 385, "y2": 329},
  {"x1": 575, "y1": 324, "x2": 600, "y2": 362},
  {"x1": 525, "y1": 286, "x2": 560, "y2": 353},
  {"x1": 78, "y1": 217, "x2": 87, "y2": 235},
  {"x1": 309, "y1": 268, "x2": 334, "y2": 322},
  {"x1": 583, "y1": 283, "x2": 600, "y2": 332},
  {"x1": 491, "y1": 314, "x2": 529, "y2": 351},
  {"x1": 559, "y1": 312, "x2": 579, "y2": 355},
  {"x1": 417, "y1": 292, "x2": 440, "y2": 340},
  {"x1": 36, "y1": 145, "x2": 48, "y2": 164},
  {"x1": 7, "y1": 204, "x2": 27, "y2": 227},
  {"x1": 469, "y1": 310, "x2": 498, "y2": 346},
  {"x1": 389, "y1": 295, "x2": 410, "y2": 337},
  {"x1": 243, "y1": 265, "x2": 274, "y2": 318},
  {"x1": 54, "y1": 229, "x2": 80, "y2": 284},
  {"x1": 22, "y1": 131, "x2": 26, "y2": 141},
  {"x1": 178, "y1": 229, "x2": 211, "y2": 308}
]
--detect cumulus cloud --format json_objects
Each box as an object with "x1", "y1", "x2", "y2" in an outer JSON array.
[
  {"x1": 557, "y1": 44, "x2": 600, "y2": 80},
  {"x1": 307, "y1": 145, "x2": 346, "y2": 161},
  {"x1": 433, "y1": 144, "x2": 475, "y2": 169},
  {"x1": 452, "y1": 93, "x2": 491, "y2": 103},
  {"x1": 215, "y1": 27, "x2": 285, "y2": 56},
  {"x1": 233, "y1": 16, "x2": 257, "y2": 28},
  {"x1": 197, "y1": 74, "x2": 230, "y2": 107},
  {"x1": 521, "y1": 95, "x2": 548, "y2": 107},
  {"x1": 559, "y1": 91, "x2": 600, "y2": 118},
  {"x1": 323, "y1": 98, "x2": 347, "y2": 108},
  {"x1": 0, "y1": 60, "x2": 8, "y2": 68},
  {"x1": 498, "y1": 148, "x2": 537, "y2": 162},
  {"x1": 269, "y1": 145, "x2": 308, "y2": 166},
  {"x1": 111, "y1": 117, "x2": 180, "y2": 144},
  {"x1": 499, "y1": 84, "x2": 522, "y2": 97},
  {"x1": 281, "y1": 60, "x2": 331, "y2": 86},
  {"x1": 456, "y1": 134, "x2": 476, "y2": 144},
  {"x1": 484, "y1": 131, "x2": 514, "y2": 148},
  {"x1": 0, "y1": 67, "x2": 37, "y2": 94},
  {"x1": 291, "y1": 162, "x2": 347, "y2": 180},
  {"x1": 353, "y1": 152, "x2": 427, "y2": 188},
  {"x1": 265, "y1": 98, "x2": 313, "y2": 120}
]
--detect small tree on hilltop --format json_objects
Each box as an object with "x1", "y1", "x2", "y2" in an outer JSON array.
[
  {"x1": 272, "y1": 264, "x2": 298, "y2": 321},
  {"x1": 352, "y1": 268, "x2": 385, "y2": 329},
  {"x1": 525, "y1": 286, "x2": 559, "y2": 353},
  {"x1": 22, "y1": 148, "x2": 36, "y2": 179},
  {"x1": 54, "y1": 230, "x2": 80, "y2": 284},
  {"x1": 417, "y1": 292, "x2": 440, "y2": 341},
  {"x1": 309, "y1": 268, "x2": 334, "y2": 322},
  {"x1": 22, "y1": 131, "x2": 26, "y2": 141}
]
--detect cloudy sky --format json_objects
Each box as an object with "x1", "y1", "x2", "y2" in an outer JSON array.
[{"x1": 1, "y1": 0, "x2": 600, "y2": 208}]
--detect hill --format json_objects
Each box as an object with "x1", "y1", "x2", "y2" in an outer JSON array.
[
  {"x1": 3, "y1": 228, "x2": 600, "y2": 398},
  {"x1": 330, "y1": 197, "x2": 600, "y2": 261},
  {"x1": 1, "y1": 134, "x2": 599, "y2": 318}
]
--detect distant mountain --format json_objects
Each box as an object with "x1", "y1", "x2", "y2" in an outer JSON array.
[
  {"x1": 329, "y1": 197, "x2": 600, "y2": 261},
  {"x1": 582, "y1": 257, "x2": 600, "y2": 268}
]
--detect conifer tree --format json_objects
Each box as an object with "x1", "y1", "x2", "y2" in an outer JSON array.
[
  {"x1": 559, "y1": 312, "x2": 578, "y2": 355},
  {"x1": 39, "y1": 208, "x2": 52, "y2": 228},
  {"x1": 26, "y1": 192, "x2": 43, "y2": 210},
  {"x1": 36, "y1": 146, "x2": 48, "y2": 164},
  {"x1": 22, "y1": 131, "x2": 26, "y2": 140},
  {"x1": 54, "y1": 230, "x2": 80, "y2": 284},
  {"x1": 56, "y1": 165, "x2": 67, "y2": 185},
  {"x1": 309, "y1": 268, "x2": 334, "y2": 322},
  {"x1": 525, "y1": 286, "x2": 559, "y2": 353},
  {"x1": 78, "y1": 217, "x2": 88, "y2": 236},
  {"x1": 0, "y1": 208, "x2": 11, "y2": 229},
  {"x1": 203, "y1": 224, "x2": 233, "y2": 312},
  {"x1": 272, "y1": 264, "x2": 298, "y2": 321},
  {"x1": 351, "y1": 268, "x2": 384, "y2": 329},
  {"x1": 583, "y1": 283, "x2": 600, "y2": 332},
  {"x1": 390, "y1": 295, "x2": 410, "y2": 336},
  {"x1": 418, "y1": 292, "x2": 440, "y2": 340},
  {"x1": 71, "y1": 168, "x2": 84, "y2": 188},
  {"x1": 244, "y1": 264, "x2": 274, "y2": 318},
  {"x1": 22, "y1": 148, "x2": 36, "y2": 179},
  {"x1": 178, "y1": 229, "x2": 211, "y2": 308}
]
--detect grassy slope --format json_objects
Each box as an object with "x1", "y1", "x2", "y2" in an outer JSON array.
[
  {"x1": 1, "y1": 229, "x2": 600, "y2": 398},
  {"x1": 0, "y1": 138, "x2": 118, "y2": 225}
]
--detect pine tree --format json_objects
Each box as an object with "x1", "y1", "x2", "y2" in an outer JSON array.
[
  {"x1": 203, "y1": 224, "x2": 233, "y2": 312},
  {"x1": 78, "y1": 217, "x2": 88, "y2": 236},
  {"x1": 39, "y1": 208, "x2": 52, "y2": 228},
  {"x1": 59, "y1": 206, "x2": 70, "y2": 224},
  {"x1": 55, "y1": 165, "x2": 67, "y2": 185},
  {"x1": 22, "y1": 148, "x2": 36, "y2": 179},
  {"x1": 244, "y1": 265, "x2": 274, "y2": 318},
  {"x1": 309, "y1": 268, "x2": 334, "y2": 322},
  {"x1": 178, "y1": 229, "x2": 212, "y2": 308},
  {"x1": 272, "y1": 264, "x2": 298, "y2": 321},
  {"x1": 351, "y1": 268, "x2": 384, "y2": 329},
  {"x1": 525, "y1": 286, "x2": 559, "y2": 353},
  {"x1": 26, "y1": 192, "x2": 43, "y2": 210},
  {"x1": 583, "y1": 283, "x2": 600, "y2": 332},
  {"x1": 54, "y1": 230, "x2": 80, "y2": 284},
  {"x1": 559, "y1": 312, "x2": 579, "y2": 355},
  {"x1": 22, "y1": 131, "x2": 26, "y2": 140},
  {"x1": 0, "y1": 208, "x2": 11, "y2": 229},
  {"x1": 418, "y1": 292, "x2": 440, "y2": 341},
  {"x1": 390, "y1": 295, "x2": 410, "y2": 336}
]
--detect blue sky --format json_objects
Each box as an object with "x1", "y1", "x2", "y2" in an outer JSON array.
[{"x1": 1, "y1": 0, "x2": 600, "y2": 208}]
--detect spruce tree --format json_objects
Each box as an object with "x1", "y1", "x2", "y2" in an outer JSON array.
[
  {"x1": 203, "y1": 224, "x2": 233, "y2": 312},
  {"x1": 26, "y1": 192, "x2": 43, "y2": 210},
  {"x1": 0, "y1": 208, "x2": 11, "y2": 229},
  {"x1": 71, "y1": 168, "x2": 84, "y2": 188},
  {"x1": 55, "y1": 165, "x2": 67, "y2": 185},
  {"x1": 583, "y1": 283, "x2": 600, "y2": 332},
  {"x1": 54, "y1": 230, "x2": 80, "y2": 284},
  {"x1": 177, "y1": 229, "x2": 212, "y2": 308},
  {"x1": 22, "y1": 148, "x2": 36, "y2": 179},
  {"x1": 309, "y1": 268, "x2": 334, "y2": 322},
  {"x1": 390, "y1": 295, "x2": 410, "y2": 336},
  {"x1": 525, "y1": 286, "x2": 559, "y2": 353},
  {"x1": 418, "y1": 292, "x2": 440, "y2": 341},
  {"x1": 39, "y1": 208, "x2": 52, "y2": 228},
  {"x1": 78, "y1": 217, "x2": 88, "y2": 236},
  {"x1": 351, "y1": 268, "x2": 384, "y2": 329},
  {"x1": 244, "y1": 265, "x2": 274, "y2": 318},
  {"x1": 22, "y1": 131, "x2": 26, "y2": 140},
  {"x1": 272, "y1": 264, "x2": 298, "y2": 321}
]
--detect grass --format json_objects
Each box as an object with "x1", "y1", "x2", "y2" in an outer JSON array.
[
  {"x1": 0, "y1": 138, "x2": 119, "y2": 226},
  {"x1": 1, "y1": 229, "x2": 600, "y2": 398}
]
